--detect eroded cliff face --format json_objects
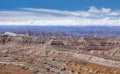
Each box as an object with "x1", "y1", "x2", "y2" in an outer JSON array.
[
  {"x1": 0, "y1": 33, "x2": 120, "y2": 74},
  {"x1": 0, "y1": 47, "x2": 120, "y2": 74}
]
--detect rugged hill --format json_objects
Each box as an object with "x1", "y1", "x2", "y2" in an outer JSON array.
[{"x1": 0, "y1": 32, "x2": 120, "y2": 74}]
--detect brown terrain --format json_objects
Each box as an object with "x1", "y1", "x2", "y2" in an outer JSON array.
[{"x1": 0, "y1": 32, "x2": 120, "y2": 74}]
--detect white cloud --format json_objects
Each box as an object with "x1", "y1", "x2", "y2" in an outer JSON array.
[
  {"x1": 101, "y1": 8, "x2": 111, "y2": 13},
  {"x1": 88, "y1": 6, "x2": 100, "y2": 13},
  {"x1": 0, "y1": 6, "x2": 120, "y2": 26},
  {"x1": 88, "y1": 6, "x2": 111, "y2": 14},
  {"x1": 22, "y1": 8, "x2": 90, "y2": 17}
]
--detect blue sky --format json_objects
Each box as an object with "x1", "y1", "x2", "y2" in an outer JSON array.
[
  {"x1": 0, "y1": 0, "x2": 120, "y2": 26},
  {"x1": 0, "y1": 0, "x2": 120, "y2": 11}
]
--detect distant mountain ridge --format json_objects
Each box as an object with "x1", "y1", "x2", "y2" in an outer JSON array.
[{"x1": 0, "y1": 25, "x2": 120, "y2": 37}]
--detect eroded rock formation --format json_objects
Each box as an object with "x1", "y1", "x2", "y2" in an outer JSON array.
[{"x1": 0, "y1": 33, "x2": 120, "y2": 74}]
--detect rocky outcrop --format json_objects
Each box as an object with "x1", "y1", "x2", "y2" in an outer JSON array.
[
  {"x1": 1, "y1": 34, "x2": 120, "y2": 50},
  {"x1": 0, "y1": 47, "x2": 120, "y2": 68},
  {"x1": 4, "y1": 32, "x2": 17, "y2": 36}
]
